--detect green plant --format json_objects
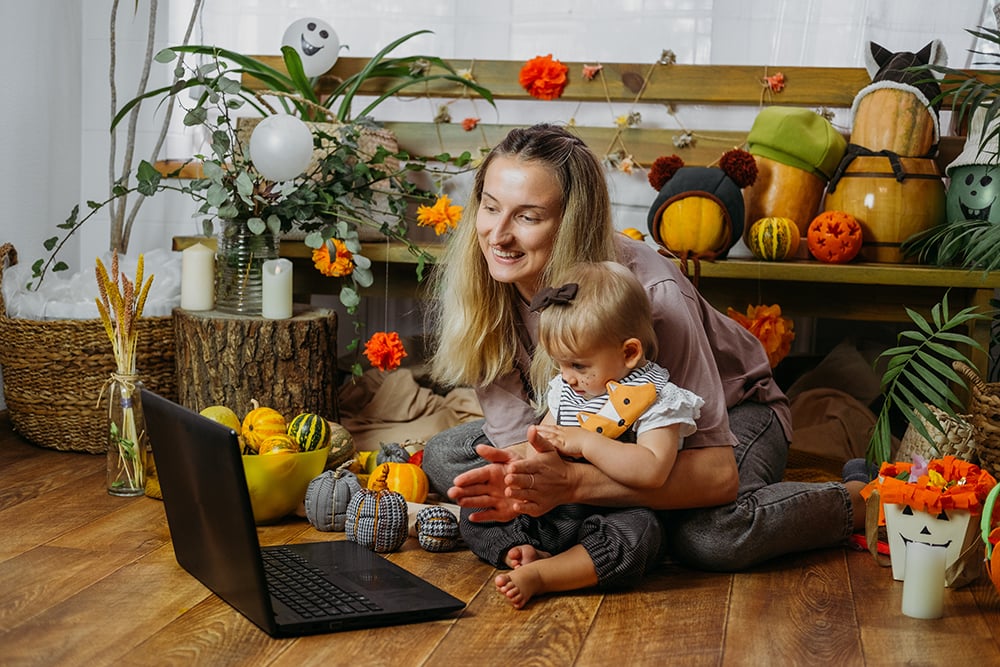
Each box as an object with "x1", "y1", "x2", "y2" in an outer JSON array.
[
  {"x1": 867, "y1": 292, "x2": 993, "y2": 464},
  {"x1": 902, "y1": 25, "x2": 1000, "y2": 271},
  {"x1": 113, "y1": 29, "x2": 494, "y2": 124}
]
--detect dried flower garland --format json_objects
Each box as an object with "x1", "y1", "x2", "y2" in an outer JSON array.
[
  {"x1": 519, "y1": 54, "x2": 569, "y2": 100},
  {"x1": 726, "y1": 304, "x2": 795, "y2": 368}
]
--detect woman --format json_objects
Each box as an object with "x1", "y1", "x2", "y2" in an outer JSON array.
[{"x1": 423, "y1": 123, "x2": 866, "y2": 571}]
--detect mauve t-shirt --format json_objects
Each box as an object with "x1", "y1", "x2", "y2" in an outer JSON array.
[{"x1": 475, "y1": 236, "x2": 792, "y2": 449}]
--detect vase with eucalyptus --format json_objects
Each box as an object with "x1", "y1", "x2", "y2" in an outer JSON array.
[
  {"x1": 96, "y1": 252, "x2": 154, "y2": 497},
  {"x1": 215, "y1": 220, "x2": 279, "y2": 315}
]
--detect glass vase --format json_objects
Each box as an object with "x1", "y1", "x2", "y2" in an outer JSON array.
[
  {"x1": 215, "y1": 220, "x2": 280, "y2": 315},
  {"x1": 106, "y1": 374, "x2": 149, "y2": 497}
]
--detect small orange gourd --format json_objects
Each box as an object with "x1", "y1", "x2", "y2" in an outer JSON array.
[
  {"x1": 368, "y1": 462, "x2": 429, "y2": 504},
  {"x1": 241, "y1": 400, "x2": 287, "y2": 454}
]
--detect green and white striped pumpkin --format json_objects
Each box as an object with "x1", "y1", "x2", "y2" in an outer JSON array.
[
  {"x1": 287, "y1": 412, "x2": 331, "y2": 452},
  {"x1": 747, "y1": 216, "x2": 800, "y2": 261}
]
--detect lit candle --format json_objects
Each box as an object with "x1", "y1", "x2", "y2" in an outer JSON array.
[
  {"x1": 180, "y1": 242, "x2": 215, "y2": 311},
  {"x1": 262, "y1": 258, "x2": 293, "y2": 319},
  {"x1": 901, "y1": 542, "x2": 946, "y2": 619}
]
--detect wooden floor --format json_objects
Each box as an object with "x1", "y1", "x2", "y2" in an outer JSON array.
[{"x1": 2, "y1": 411, "x2": 1000, "y2": 666}]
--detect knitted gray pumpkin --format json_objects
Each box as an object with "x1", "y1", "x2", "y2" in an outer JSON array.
[
  {"x1": 415, "y1": 506, "x2": 460, "y2": 552},
  {"x1": 304, "y1": 460, "x2": 361, "y2": 532},
  {"x1": 345, "y1": 465, "x2": 408, "y2": 553}
]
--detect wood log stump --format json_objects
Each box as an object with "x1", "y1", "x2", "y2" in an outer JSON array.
[{"x1": 173, "y1": 305, "x2": 339, "y2": 421}]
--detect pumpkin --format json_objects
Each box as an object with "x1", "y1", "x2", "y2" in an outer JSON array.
[
  {"x1": 326, "y1": 422, "x2": 355, "y2": 469},
  {"x1": 415, "y1": 506, "x2": 460, "y2": 552},
  {"x1": 346, "y1": 464, "x2": 409, "y2": 553},
  {"x1": 241, "y1": 401, "x2": 287, "y2": 454},
  {"x1": 807, "y1": 211, "x2": 864, "y2": 264},
  {"x1": 851, "y1": 88, "x2": 936, "y2": 156},
  {"x1": 304, "y1": 460, "x2": 362, "y2": 532},
  {"x1": 654, "y1": 196, "x2": 732, "y2": 257},
  {"x1": 368, "y1": 462, "x2": 430, "y2": 504},
  {"x1": 258, "y1": 433, "x2": 300, "y2": 455},
  {"x1": 375, "y1": 442, "x2": 411, "y2": 466},
  {"x1": 747, "y1": 216, "x2": 800, "y2": 261},
  {"x1": 287, "y1": 412, "x2": 331, "y2": 452}
]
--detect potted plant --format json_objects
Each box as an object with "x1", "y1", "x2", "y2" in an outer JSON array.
[{"x1": 30, "y1": 29, "x2": 493, "y2": 372}]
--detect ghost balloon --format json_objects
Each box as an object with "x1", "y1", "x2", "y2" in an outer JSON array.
[
  {"x1": 281, "y1": 18, "x2": 340, "y2": 78},
  {"x1": 249, "y1": 115, "x2": 314, "y2": 182}
]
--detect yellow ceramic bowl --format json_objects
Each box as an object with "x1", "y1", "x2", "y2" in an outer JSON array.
[{"x1": 242, "y1": 446, "x2": 329, "y2": 524}]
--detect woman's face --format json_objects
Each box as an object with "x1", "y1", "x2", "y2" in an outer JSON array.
[{"x1": 476, "y1": 155, "x2": 563, "y2": 300}]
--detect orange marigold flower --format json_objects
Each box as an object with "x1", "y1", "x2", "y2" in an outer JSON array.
[
  {"x1": 416, "y1": 194, "x2": 463, "y2": 235},
  {"x1": 726, "y1": 304, "x2": 795, "y2": 368},
  {"x1": 364, "y1": 331, "x2": 407, "y2": 372},
  {"x1": 519, "y1": 54, "x2": 569, "y2": 100},
  {"x1": 312, "y1": 238, "x2": 354, "y2": 277},
  {"x1": 461, "y1": 117, "x2": 480, "y2": 131},
  {"x1": 582, "y1": 64, "x2": 603, "y2": 81}
]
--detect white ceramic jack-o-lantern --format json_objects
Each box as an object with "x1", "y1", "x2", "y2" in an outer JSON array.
[
  {"x1": 281, "y1": 18, "x2": 340, "y2": 78},
  {"x1": 883, "y1": 503, "x2": 977, "y2": 586}
]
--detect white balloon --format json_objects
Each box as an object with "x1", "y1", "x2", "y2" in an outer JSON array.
[
  {"x1": 249, "y1": 115, "x2": 314, "y2": 182},
  {"x1": 281, "y1": 18, "x2": 340, "y2": 78}
]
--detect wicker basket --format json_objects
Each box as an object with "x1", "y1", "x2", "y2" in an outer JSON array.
[
  {"x1": 0, "y1": 243, "x2": 177, "y2": 454},
  {"x1": 955, "y1": 361, "x2": 1000, "y2": 478},
  {"x1": 896, "y1": 403, "x2": 977, "y2": 463}
]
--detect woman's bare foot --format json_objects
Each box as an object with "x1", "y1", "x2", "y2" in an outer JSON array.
[
  {"x1": 504, "y1": 544, "x2": 551, "y2": 569},
  {"x1": 495, "y1": 566, "x2": 544, "y2": 609}
]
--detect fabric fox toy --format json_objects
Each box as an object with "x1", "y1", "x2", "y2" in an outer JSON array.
[{"x1": 577, "y1": 381, "x2": 657, "y2": 439}]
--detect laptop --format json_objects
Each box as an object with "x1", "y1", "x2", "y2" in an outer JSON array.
[{"x1": 141, "y1": 389, "x2": 465, "y2": 638}]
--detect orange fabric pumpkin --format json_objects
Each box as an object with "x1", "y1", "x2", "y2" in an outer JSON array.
[{"x1": 807, "y1": 211, "x2": 863, "y2": 264}]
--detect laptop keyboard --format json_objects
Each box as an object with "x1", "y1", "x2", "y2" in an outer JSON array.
[{"x1": 263, "y1": 547, "x2": 383, "y2": 619}]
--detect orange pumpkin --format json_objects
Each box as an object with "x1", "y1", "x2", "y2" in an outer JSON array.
[
  {"x1": 851, "y1": 88, "x2": 936, "y2": 156},
  {"x1": 368, "y1": 462, "x2": 429, "y2": 503},
  {"x1": 747, "y1": 217, "x2": 800, "y2": 261},
  {"x1": 258, "y1": 433, "x2": 300, "y2": 455},
  {"x1": 807, "y1": 211, "x2": 863, "y2": 264},
  {"x1": 241, "y1": 403, "x2": 287, "y2": 454}
]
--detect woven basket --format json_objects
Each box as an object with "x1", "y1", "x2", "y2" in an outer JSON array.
[
  {"x1": 896, "y1": 403, "x2": 977, "y2": 463},
  {"x1": 0, "y1": 243, "x2": 177, "y2": 454},
  {"x1": 955, "y1": 361, "x2": 1000, "y2": 478}
]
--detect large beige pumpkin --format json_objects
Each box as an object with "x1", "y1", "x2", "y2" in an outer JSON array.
[{"x1": 852, "y1": 88, "x2": 936, "y2": 157}]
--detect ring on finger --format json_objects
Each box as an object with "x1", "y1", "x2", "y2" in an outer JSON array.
[{"x1": 528, "y1": 473, "x2": 535, "y2": 490}]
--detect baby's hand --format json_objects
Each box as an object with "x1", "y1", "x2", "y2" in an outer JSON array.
[{"x1": 531, "y1": 423, "x2": 585, "y2": 458}]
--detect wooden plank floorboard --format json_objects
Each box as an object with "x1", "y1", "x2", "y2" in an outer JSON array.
[{"x1": 2, "y1": 411, "x2": 1000, "y2": 666}]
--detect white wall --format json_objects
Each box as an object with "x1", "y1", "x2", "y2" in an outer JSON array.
[{"x1": 1, "y1": 0, "x2": 996, "y2": 409}]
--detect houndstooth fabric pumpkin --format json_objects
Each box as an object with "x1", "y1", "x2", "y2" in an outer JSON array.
[
  {"x1": 345, "y1": 487, "x2": 408, "y2": 553},
  {"x1": 415, "y1": 506, "x2": 460, "y2": 552},
  {"x1": 304, "y1": 465, "x2": 362, "y2": 532}
]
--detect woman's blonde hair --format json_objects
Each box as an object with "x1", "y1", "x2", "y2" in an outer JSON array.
[
  {"x1": 530, "y1": 261, "x2": 658, "y2": 407},
  {"x1": 427, "y1": 124, "x2": 617, "y2": 389}
]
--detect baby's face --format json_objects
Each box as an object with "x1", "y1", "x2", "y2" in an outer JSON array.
[{"x1": 552, "y1": 342, "x2": 633, "y2": 400}]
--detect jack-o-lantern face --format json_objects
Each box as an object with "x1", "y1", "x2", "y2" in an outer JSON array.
[
  {"x1": 946, "y1": 165, "x2": 1000, "y2": 224},
  {"x1": 883, "y1": 502, "x2": 974, "y2": 583}
]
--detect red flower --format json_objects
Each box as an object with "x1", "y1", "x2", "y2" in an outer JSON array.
[
  {"x1": 364, "y1": 331, "x2": 407, "y2": 372},
  {"x1": 519, "y1": 54, "x2": 569, "y2": 100},
  {"x1": 582, "y1": 64, "x2": 603, "y2": 81},
  {"x1": 763, "y1": 72, "x2": 785, "y2": 93},
  {"x1": 461, "y1": 117, "x2": 480, "y2": 131}
]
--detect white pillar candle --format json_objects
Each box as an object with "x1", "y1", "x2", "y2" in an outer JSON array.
[
  {"x1": 262, "y1": 258, "x2": 293, "y2": 319},
  {"x1": 901, "y1": 542, "x2": 947, "y2": 619},
  {"x1": 180, "y1": 242, "x2": 215, "y2": 311}
]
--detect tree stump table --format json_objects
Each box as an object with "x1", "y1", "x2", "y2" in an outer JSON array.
[{"x1": 173, "y1": 305, "x2": 339, "y2": 421}]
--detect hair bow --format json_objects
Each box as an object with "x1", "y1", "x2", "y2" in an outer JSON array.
[{"x1": 529, "y1": 283, "x2": 579, "y2": 312}]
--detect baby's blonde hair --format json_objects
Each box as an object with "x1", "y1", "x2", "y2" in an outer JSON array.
[{"x1": 530, "y1": 261, "x2": 657, "y2": 408}]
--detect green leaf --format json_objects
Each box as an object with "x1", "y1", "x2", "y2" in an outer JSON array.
[
  {"x1": 43, "y1": 237, "x2": 58, "y2": 251},
  {"x1": 246, "y1": 218, "x2": 266, "y2": 234},
  {"x1": 340, "y1": 284, "x2": 360, "y2": 309}
]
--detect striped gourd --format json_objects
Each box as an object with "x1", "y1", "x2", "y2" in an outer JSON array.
[
  {"x1": 241, "y1": 403, "x2": 287, "y2": 454},
  {"x1": 747, "y1": 216, "x2": 800, "y2": 261},
  {"x1": 287, "y1": 412, "x2": 331, "y2": 452}
]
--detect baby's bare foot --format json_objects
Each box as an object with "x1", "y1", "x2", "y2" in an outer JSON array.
[
  {"x1": 504, "y1": 544, "x2": 552, "y2": 569},
  {"x1": 495, "y1": 566, "x2": 543, "y2": 609}
]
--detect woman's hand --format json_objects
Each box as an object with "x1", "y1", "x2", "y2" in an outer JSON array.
[
  {"x1": 447, "y1": 444, "x2": 525, "y2": 523},
  {"x1": 498, "y1": 425, "x2": 576, "y2": 516}
]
